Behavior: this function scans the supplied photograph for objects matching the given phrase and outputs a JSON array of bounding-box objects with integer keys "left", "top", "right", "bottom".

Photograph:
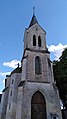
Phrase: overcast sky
[{"left": 0, "top": 0, "right": 67, "bottom": 93}]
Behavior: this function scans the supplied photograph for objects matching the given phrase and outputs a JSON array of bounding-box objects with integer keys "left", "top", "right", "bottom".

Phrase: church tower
[
  {"left": 0, "top": 11, "right": 62, "bottom": 119},
  {"left": 16, "top": 12, "right": 62, "bottom": 119},
  {"left": 22, "top": 13, "right": 53, "bottom": 83}
]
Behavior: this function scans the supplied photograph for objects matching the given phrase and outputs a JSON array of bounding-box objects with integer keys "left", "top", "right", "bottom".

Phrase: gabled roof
[{"left": 29, "top": 15, "right": 38, "bottom": 28}]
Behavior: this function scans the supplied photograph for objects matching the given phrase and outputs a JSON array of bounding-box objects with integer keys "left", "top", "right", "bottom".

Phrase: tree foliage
[{"left": 53, "top": 48, "right": 67, "bottom": 109}]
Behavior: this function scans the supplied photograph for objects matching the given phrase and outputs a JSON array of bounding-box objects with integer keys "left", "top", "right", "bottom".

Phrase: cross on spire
[
  {"left": 33, "top": 7, "right": 35, "bottom": 16},
  {"left": 29, "top": 7, "right": 38, "bottom": 28}
]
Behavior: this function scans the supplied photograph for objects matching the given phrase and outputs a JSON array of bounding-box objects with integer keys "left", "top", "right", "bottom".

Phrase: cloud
[
  {"left": 0, "top": 71, "right": 11, "bottom": 84},
  {"left": 3, "top": 60, "right": 21, "bottom": 68},
  {"left": 0, "top": 71, "right": 11, "bottom": 77},
  {"left": 0, "top": 60, "right": 21, "bottom": 93},
  {"left": 48, "top": 43, "right": 67, "bottom": 60},
  {"left": 0, "top": 71, "right": 11, "bottom": 93},
  {"left": 2, "top": 79, "right": 5, "bottom": 85}
]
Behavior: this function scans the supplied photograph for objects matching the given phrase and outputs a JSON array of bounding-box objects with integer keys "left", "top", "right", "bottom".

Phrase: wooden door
[{"left": 31, "top": 91, "right": 46, "bottom": 119}]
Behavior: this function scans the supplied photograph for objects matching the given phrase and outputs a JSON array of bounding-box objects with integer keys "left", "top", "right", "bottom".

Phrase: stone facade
[{"left": 0, "top": 14, "right": 62, "bottom": 119}]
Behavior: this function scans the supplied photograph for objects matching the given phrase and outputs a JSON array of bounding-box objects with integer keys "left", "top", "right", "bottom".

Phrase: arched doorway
[{"left": 31, "top": 91, "right": 46, "bottom": 119}]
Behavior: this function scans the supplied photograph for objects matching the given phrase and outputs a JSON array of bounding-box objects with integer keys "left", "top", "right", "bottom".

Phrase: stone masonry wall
[
  {"left": 24, "top": 50, "right": 52, "bottom": 83},
  {"left": 16, "top": 81, "right": 62, "bottom": 119}
]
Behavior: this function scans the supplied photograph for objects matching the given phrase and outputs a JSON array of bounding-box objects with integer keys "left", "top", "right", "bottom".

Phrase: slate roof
[
  {"left": 28, "top": 14, "right": 46, "bottom": 34},
  {"left": 11, "top": 66, "right": 22, "bottom": 75},
  {"left": 29, "top": 15, "right": 38, "bottom": 28}
]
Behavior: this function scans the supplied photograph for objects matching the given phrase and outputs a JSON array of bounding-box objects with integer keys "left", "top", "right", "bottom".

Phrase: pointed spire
[{"left": 29, "top": 7, "right": 38, "bottom": 28}]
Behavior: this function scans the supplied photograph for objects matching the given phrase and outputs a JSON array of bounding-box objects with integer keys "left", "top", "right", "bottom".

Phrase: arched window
[
  {"left": 31, "top": 91, "right": 46, "bottom": 119},
  {"left": 33, "top": 35, "right": 36, "bottom": 46},
  {"left": 38, "top": 36, "right": 41, "bottom": 47},
  {"left": 35, "top": 56, "right": 41, "bottom": 74}
]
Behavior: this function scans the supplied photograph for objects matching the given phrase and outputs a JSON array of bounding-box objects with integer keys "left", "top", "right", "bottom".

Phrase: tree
[{"left": 53, "top": 48, "right": 67, "bottom": 109}]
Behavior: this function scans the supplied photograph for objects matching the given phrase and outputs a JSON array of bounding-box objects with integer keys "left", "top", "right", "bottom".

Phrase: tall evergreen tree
[{"left": 53, "top": 48, "right": 67, "bottom": 109}]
